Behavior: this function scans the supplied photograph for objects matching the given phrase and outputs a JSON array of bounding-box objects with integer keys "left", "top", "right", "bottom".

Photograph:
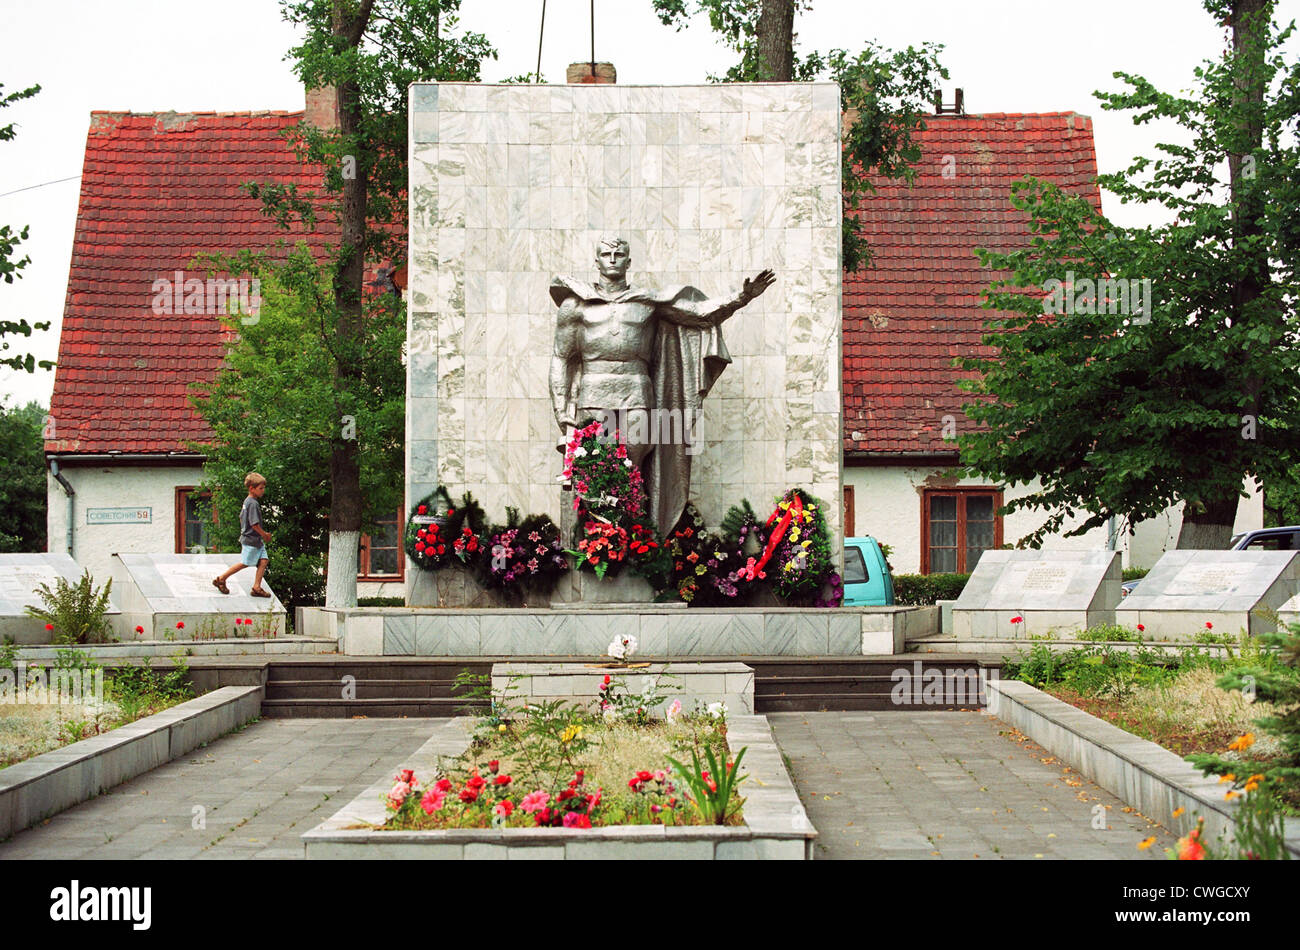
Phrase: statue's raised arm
[{"left": 656, "top": 268, "right": 777, "bottom": 329}]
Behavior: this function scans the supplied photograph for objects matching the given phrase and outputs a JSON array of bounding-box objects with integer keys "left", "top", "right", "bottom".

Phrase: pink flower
[
  {"left": 420, "top": 788, "right": 446, "bottom": 814},
  {"left": 387, "top": 781, "right": 411, "bottom": 809},
  {"left": 520, "top": 790, "right": 550, "bottom": 813},
  {"left": 563, "top": 812, "right": 592, "bottom": 829}
]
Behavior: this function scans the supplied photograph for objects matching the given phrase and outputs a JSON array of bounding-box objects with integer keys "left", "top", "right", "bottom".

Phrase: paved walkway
[
  {"left": 768, "top": 711, "right": 1176, "bottom": 860},
  {"left": 0, "top": 712, "right": 1177, "bottom": 859},
  {"left": 0, "top": 718, "right": 438, "bottom": 860}
]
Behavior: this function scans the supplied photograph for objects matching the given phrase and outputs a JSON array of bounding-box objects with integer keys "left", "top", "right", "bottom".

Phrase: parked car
[
  {"left": 842, "top": 536, "right": 895, "bottom": 606},
  {"left": 1230, "top": 526, "right": 1300, "bottom": 551},
  {"left": 1120, "top": 525, "right": 1300, "bottom": 597}
]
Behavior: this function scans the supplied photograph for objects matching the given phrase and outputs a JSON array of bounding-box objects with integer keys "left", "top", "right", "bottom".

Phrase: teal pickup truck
[{"left": 842, "top": 536, "right": 895, "bottom": 606}]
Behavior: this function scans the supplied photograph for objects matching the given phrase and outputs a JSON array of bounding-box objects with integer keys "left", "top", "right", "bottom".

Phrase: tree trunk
[
  {"left": 1176, "top": 493, "right": 1240, "bottom": 549},
  {"left": 1176, "top": 0, "right": 1268, "bottom": 551},
  {"left": 756, "top": 0, "right": 794, "bottom": 82},
  {"left": 324, "top": 0, "right": 373, "bottom": 608}
]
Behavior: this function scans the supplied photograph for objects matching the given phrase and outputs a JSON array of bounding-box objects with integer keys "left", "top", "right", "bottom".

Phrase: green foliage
[
  {"left": 1083, "top": 623, "right": 1142, "bottom": 643},
  {"left": 650, "top": 1, "right": 946, "bottom": 272},
  {"left": 1188, "top": 620, "right": 1300, "bottom": 799},
  {"left": 24, "top": 571, "right": 114, "bottom": 644},
  {"left": 1122, "top": 568, "right": 1149, "bottom": 582},
  {"left": 664, "top": 743, "right": 746, "bottom": 825},
  {"left": 189, "top": 267, "right": 406, "bottom": 616},
  {"left": 958, "top": 1, "right": 1300, "bottom": 546},
  {"left": 1004, "top": 643, "right": 1180, "bottom": 701},
  {"left": 893, "top": 572, "right": 970, "bottom": 605},
  {"left": 0, "top": 400, "right": 47, "bottom": 551},
  {"left": 0, "top": 81, "right": 53, "bottom": 374},
  {"left": 357, "top": 596, "right": 405, "bottom": 607},
  {"left": 108, "top": 657, "right": 194, "bottom": 719}
]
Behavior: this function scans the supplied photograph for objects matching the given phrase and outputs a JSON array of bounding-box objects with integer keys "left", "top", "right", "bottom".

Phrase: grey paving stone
[{"left": 767, "top": 711, "right": 1175, "bottom": 861}]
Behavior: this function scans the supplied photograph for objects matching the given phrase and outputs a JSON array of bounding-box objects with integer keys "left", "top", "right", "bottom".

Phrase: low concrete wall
[
  {"left": 494, "top": 662, "right": 754, "bottom": 715},
  {"left": 303, "top": 714, "right": 815, "bottom": 859},
  {"left": 12, "top": 638, "right": 336, "bottom": 663},
  {"left": 326, "top": 605, "right": 939, "bottom": 657},
  {"left": 0, "top": 685, "right": 263, "bottom": 841},
  {"left": 985, "top": 678, "right": 1300, "bottom": 857}
]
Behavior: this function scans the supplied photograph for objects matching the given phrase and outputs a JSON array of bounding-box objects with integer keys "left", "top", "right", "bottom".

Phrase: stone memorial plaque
[
  {"left": 953, "top": 549, "right": 1121, "bottom": 639},
  {"left": 0, "top": 553, "right": 121, "bottom": 643},
  {"left": 112, "top": 553, "right": 286, "bottom": 640},
  {"left": 1117, "top": 550, "right": 1300, "bottom": 639},
  {"left": 404, "top": 81, "right": 844, "bottom": 605}
]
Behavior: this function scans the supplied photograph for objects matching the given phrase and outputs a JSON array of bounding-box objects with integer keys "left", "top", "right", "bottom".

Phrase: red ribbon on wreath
[{"left": 753, "top": 494, "right": 803, "bottom": 575}]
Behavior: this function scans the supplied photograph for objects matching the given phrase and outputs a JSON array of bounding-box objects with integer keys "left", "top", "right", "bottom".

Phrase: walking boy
[{"left": 213, "top": 472, "right": 273, "bottom": 598}]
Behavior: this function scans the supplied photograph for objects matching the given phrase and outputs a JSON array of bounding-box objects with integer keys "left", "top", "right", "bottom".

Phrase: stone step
[
  {"left": 756, "top": 693, "right": 983, "bottom": 713},
  {"left": 265, "top": 660, "right": 493, "bottom": 683},
  {"left": 264, "top": 679, "right": 477, "bottom": 700},
  {"left": 260, "top": 697, "right": 484, "bottom": 718}
]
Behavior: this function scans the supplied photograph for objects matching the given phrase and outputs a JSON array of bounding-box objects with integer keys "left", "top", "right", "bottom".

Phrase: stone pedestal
[
  {"left": 550, "top": 569, "right": 655, "bottom": 606},
  {"left": 492, "top": 661, "right": 754, "bottom": 715},
  {"left": 0, "top": 553, "right": 123, "bottom": 644},
  {"left": 111, "top": 553, "right": 285, "bottom": 640},
  {"left": 952, "top": 550, "right": 1121, "bottom": 639},
  {"left": 1116, "top": 550, "right": 1300, "bottom": 639}
]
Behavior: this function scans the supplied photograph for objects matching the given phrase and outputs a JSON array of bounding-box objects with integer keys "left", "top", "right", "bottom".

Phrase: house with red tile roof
[{"left": 46, "top": 94, "right": 1260, "bottom": 592}]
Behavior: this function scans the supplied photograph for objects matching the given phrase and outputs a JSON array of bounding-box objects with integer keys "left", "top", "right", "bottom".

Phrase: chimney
[
  {"left": 305, "top": 85, "right": 340, "bottom": 129},
  {"left": 566, "top": 62, "right": 616, "bottom": 84},
  {"left": 934, "top": 87, "right": 965, "bottom": 116}
]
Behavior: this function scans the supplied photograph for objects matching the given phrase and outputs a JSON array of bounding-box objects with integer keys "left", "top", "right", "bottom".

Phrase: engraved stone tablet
[
  {"left": 1117, "top": 550, "right": 1300, "bottom": 639},
  {"left": 953, "top": 549, "right": 1121, "bottom": 639}
]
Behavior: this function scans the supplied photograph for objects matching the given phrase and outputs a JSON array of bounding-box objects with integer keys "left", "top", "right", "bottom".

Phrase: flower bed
[{"left": 381, "top": 665, "right": 744, "bottom": 830}]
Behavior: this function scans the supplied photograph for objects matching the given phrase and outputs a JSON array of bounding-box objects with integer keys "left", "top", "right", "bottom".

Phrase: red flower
[
  {"left": 135, "top": 625, "right": 144, "bottom": 634},
  {"left": 44, "top": 623, "right": 53, "bottom": 631},
  {"left": 417, "top": 504, "right": 427, "bottom": 515},
  {"left": 573, "top": 770, "right": 584, "bottom": 784},
  {"left": 396, "top": 769, "right": 415, "bottom": 785},
  {"left": 466, "top": 773, "right": 486, "bottom": 792},
  {"left": 557, "top": 788, "right": 576, "bottom": 802},
  {"left": 1206, "top": 621, "right": 1213, "bottom": 629},
  {"left": 1137, "top": 624, "right": 1145, "bottom": 632},
  {"left": 177, "top": 621, "right": 185, "bottom": 630},
  {"left": 435, "top": 778, "right": 452, "bottom": 792},
  {"left": 458, "top": 788, "right": 479, "bottom": 803},
  {"left": 637, "top": 770, "right": 652, "bottom": 783},
  {"left": 488, "top": 759, "right": 499, "bottom": 774},
  {"left": 628, "top": 778, "right": 641, "bottom": 789},
  {"left": 494, "top": 775, "right": 512, "bottom": 786}
]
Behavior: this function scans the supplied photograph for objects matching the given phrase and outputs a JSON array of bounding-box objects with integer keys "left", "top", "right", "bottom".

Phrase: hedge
[{"left": 893, "top": 573, "right": 971, "bottom": 605}]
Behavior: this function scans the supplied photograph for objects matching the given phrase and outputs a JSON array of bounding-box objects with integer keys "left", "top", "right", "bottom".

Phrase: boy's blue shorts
[{"left": 240, "top": 544, "right": 268, "bottom": 566}]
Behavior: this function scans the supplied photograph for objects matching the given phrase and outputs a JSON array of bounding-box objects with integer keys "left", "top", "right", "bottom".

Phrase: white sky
[{"left": 1, "top": 0, "right": 1296, "bottom": 408}]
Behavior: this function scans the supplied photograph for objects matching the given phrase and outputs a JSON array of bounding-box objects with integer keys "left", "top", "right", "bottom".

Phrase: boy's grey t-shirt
[{"left": 240, "top": 496, "right": 263, "bottom": 547}]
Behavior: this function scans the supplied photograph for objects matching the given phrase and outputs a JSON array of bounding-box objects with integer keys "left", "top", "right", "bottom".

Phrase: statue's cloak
[{"left": 549, "top": 278, "right": 731, "bottom": 538}]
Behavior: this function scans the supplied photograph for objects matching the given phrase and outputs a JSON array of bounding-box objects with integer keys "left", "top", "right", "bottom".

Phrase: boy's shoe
[
  {"left": 212, "top": 578, "right": 229, "bottom": 594},
  {"left": 251, "top": 588, "right": 271, "bottom": 598}
]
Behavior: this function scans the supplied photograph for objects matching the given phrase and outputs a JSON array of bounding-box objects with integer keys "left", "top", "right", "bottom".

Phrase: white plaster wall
[
  {"left": 844, "top": 466, "right": 1265, "bottom": 574},
  {"left": 46, "top": 465, "right": 205, "bottom": 588}
]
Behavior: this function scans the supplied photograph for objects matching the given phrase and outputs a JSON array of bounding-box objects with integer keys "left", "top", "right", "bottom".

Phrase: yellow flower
[
  {"left": 1227, "top": 733, "right": 1255, "bottom": 752},
  {"left": 1171, "top": 807, "right": 1185, "bottom": 818},
  {"left": 1247, "top": 773, "right": 1266, "bottom": 784},
  {"left": 1137, "top": 837, "right": 1156, "bottom": 850},
  {"left": 1224, "top": 789, "right": 1240, "bottom": 801},
  {"left": 1244, "top": 781, "right": 1260, "bottom": 792},
  {"left": 560, "top": 724, "right": 582, "bottom": 744},
  {"left": 801, "top": 540, "right": 811, "bottom": 548},
  {"left": 498, "top": 724, "right": 507, "bottom": 733},
  {"left": 1218, "top": 773, "right": 1236, "bottom": 784}
]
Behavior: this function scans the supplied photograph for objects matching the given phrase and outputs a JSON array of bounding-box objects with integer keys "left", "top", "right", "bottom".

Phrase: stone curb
[
  {"left": 984, "top": 678, "right": 1300, "bottom": 857},
  {"left": 0, "top": 685, "right": 263, "bottom": 841},
  {"left": 303, "top": 713, "right": 816, "bottom": 859}
]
